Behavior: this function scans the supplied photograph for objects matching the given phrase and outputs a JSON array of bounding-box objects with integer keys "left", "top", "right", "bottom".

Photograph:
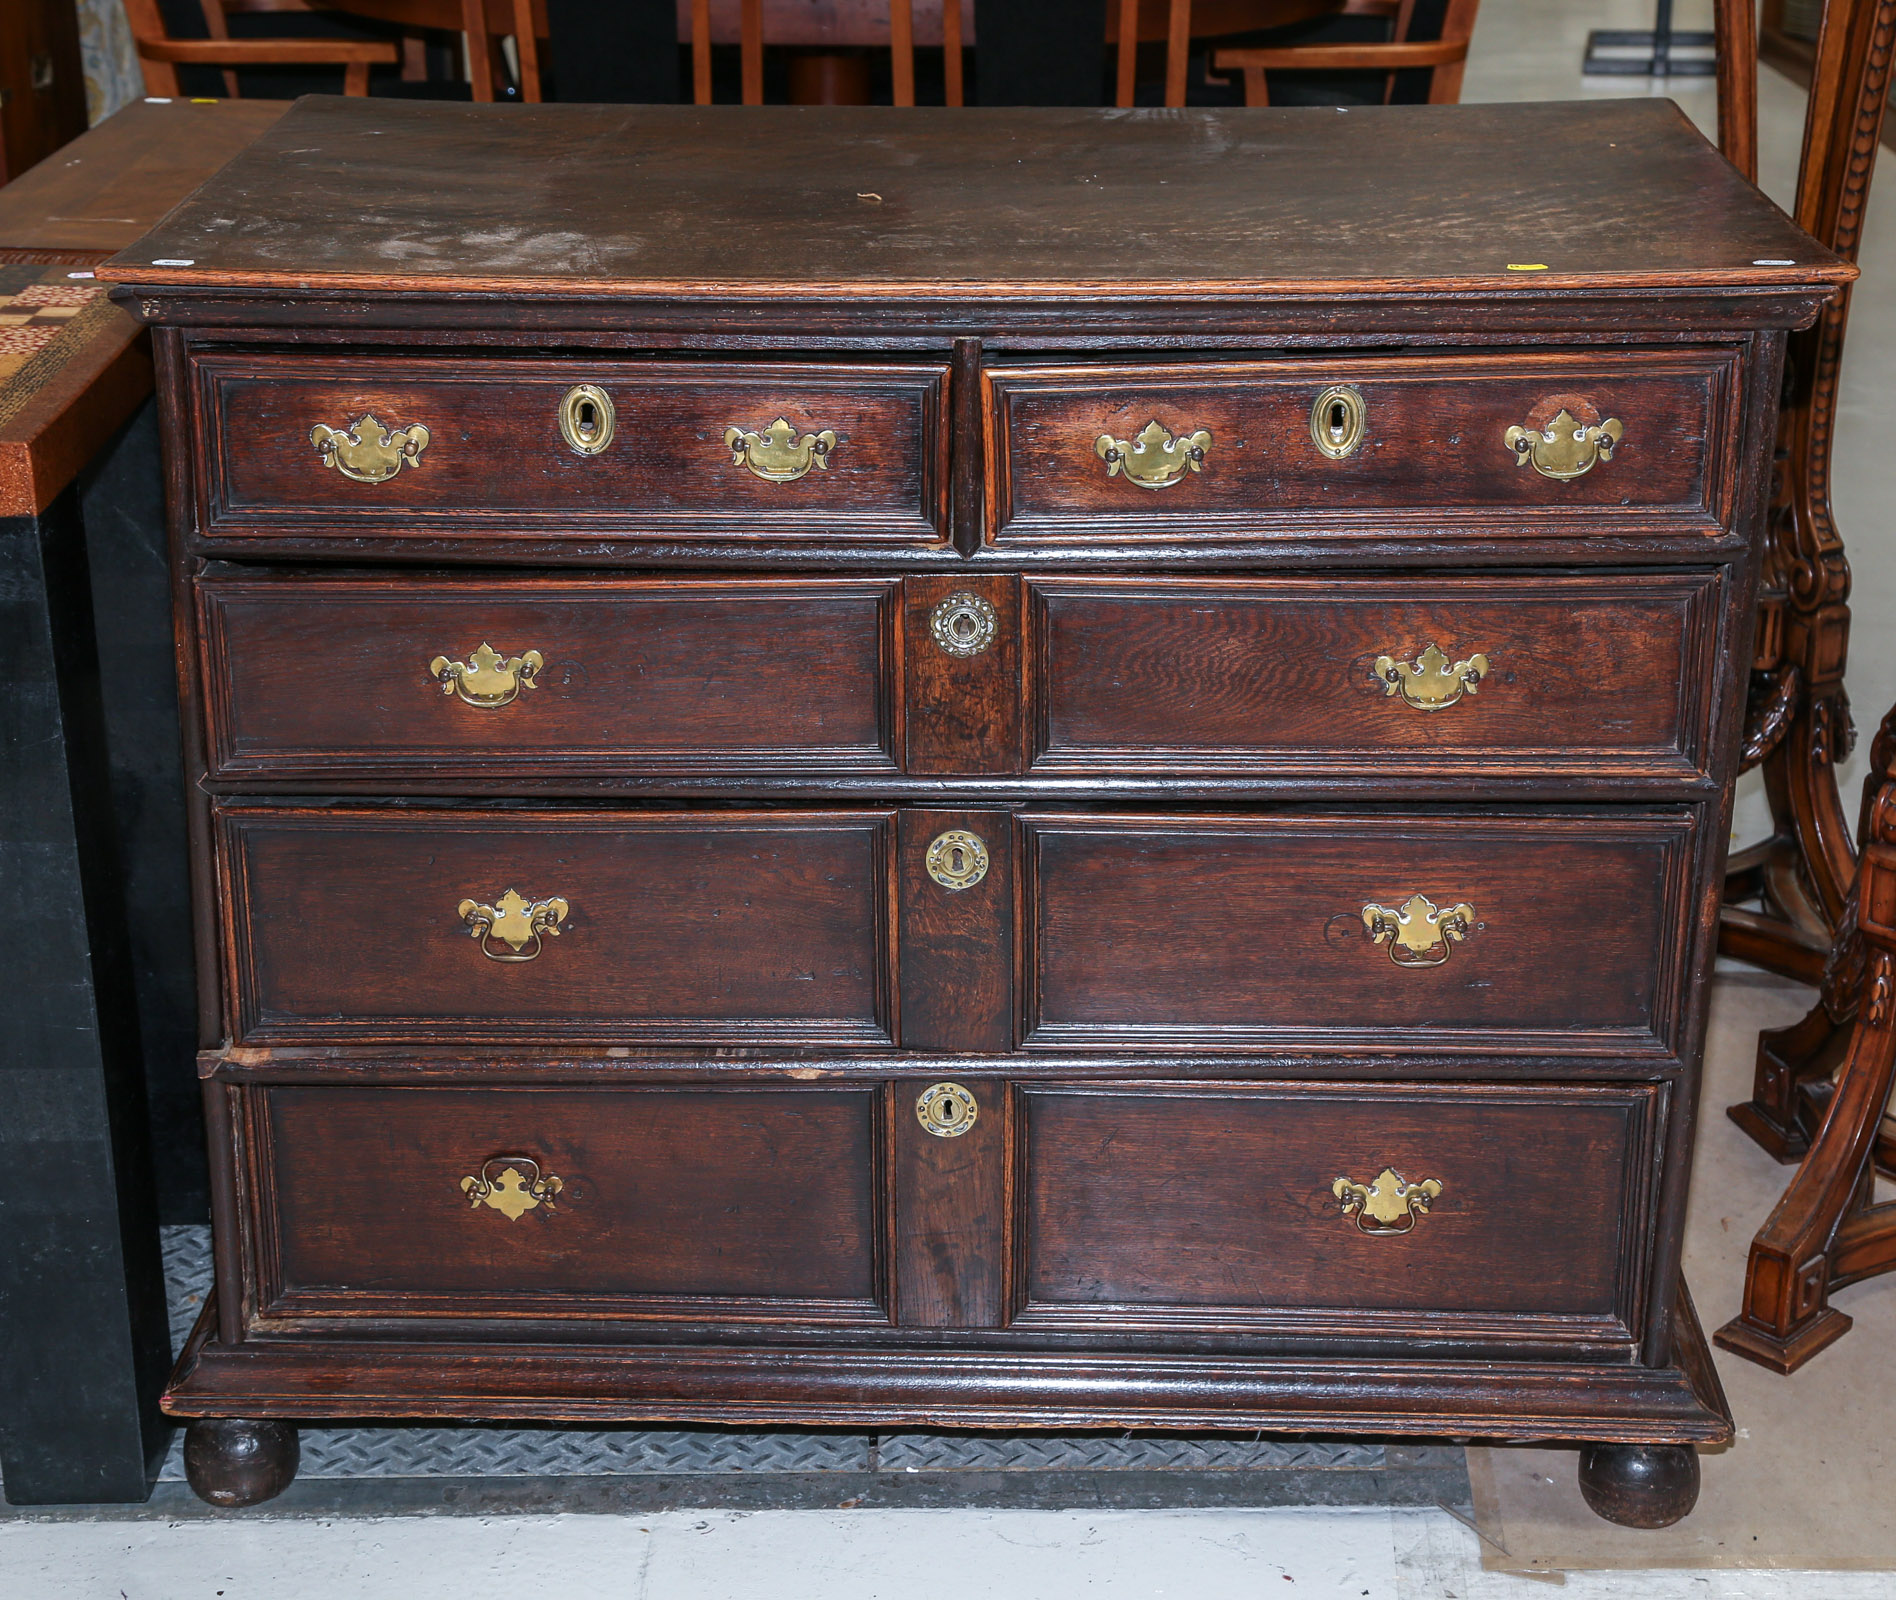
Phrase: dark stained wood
[
  {"left": 1021, "top": 810, "right": 1697, "bottom": 1056},
  {"left": 891, "top": 1077, "right": 1009, "bottom": 1327},
  {"left": 896, "top": 807, "right": 1015, "bottom": 1052},
  {"left": 197, "top": 571, "right": 900, "bottom": 783},
  {"left": 116, "top": 101, "right": 1836, "bottom": 1523},
  {"left": 1029, "top": 573, "right": 1725, "bottom": 783},
  {"left": 102, "top": 99, "right": 1845, "bottom": 298},
  {"left": 181, "top": 1418, "right": 299, "bottom": 1510},
  {"left": 1019, "top": 1081, "right": 1657, "bottom": 1347},
  {"left": 901, "top": 573, "right": 1024, "bottom": 776},
  {"left": 218, "top": 806, "right": 897, "bottom": 1046},
  {"left": 1577, "top": 1442, "right": 1700, "bottom": 1528},
  {"left": 986, "top": 351, "right": 1738, "bottom": 544},
  {"left": 191, "top": 353, "right": 949, "bottom": 546},
  {"left": 0, "top": 99, "right": 289, "bottom": 267},
  {"left": 246, "top": 1083, "right": 885, "bottom": 1324}
]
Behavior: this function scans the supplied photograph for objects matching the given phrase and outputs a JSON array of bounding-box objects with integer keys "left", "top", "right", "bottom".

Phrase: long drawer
[
  {"left": 230, "top": 1074, "right": 1657, "bottom": 1353},
  {"left": 1020, "top": 808, "right": 1699, "bottom": 1058},
  {"left": 241, "top": 1083, "right": 886, "bottom": 1327},
  {"left": 986, "top": 349, "right": 1739, "bottom": 543},
  {"left": 195, "top": 569, "right": 1725, "bottom": 789},
  {"left": 189, "top": 352, "right": 949, "bottom": 544},
  {"left": 217, "top": 806, "right": 896, "bottom": 1046}
]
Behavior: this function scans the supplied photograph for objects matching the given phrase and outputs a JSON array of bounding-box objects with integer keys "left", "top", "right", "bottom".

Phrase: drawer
[
  {"left": 1021, "top": 809, "right": 1697, "bottom": 1057},
  {"left": 1017, "top": 1080, "right": 1659, "bottom": 1349},
  {"left": 241, "top": 1083, "right": 884, "bottom": 1326},
  {"left": 217, "top": 806, "right": 895, "bottom": 1046},
  {"left": 985, "top": 350, "right": 1738, "bottom": 543},
  {"left": 190, "top": 353, "right": 948, "bottom": 544},
  {"left": 1028, "top": 572, "right": 1726, "bottom": 783},
  {"left": 197, "top": 572, "right": 899, "bottom": 782}
]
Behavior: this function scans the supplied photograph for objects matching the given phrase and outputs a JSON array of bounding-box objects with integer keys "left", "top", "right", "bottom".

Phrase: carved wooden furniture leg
[
  {"left": 1720, "top": 0, "right": 1896, "bottom": 986},
  {"left": 1717, "top": 742, "right": 1896, "bottom": 1371},
  {"left": 181, "top": 1419, "right": 301, "bottom": 1508},
  {"left": 1730, "top": 705, "right": 1896, "bottom": 1166}
]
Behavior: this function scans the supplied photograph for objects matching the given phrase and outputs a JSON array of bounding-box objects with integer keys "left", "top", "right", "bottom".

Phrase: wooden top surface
[
  {"left": 0, "top": 98, "right": 290, "bottom": 266},
  {"left": 102, "top": 96, "right": 1846, "bottom": 300}
]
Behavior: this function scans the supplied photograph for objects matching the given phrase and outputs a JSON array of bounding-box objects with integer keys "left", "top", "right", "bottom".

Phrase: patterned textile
[{"left": 77, "top": 0, "right": 145, "bottom": 126}]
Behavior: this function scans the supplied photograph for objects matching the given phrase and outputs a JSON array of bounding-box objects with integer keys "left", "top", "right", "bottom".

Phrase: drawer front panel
[
  {"left": 987, "top": 351, "right": 1736, "bottom": 542},
  {"left": 248, "top": 1084, "right": 884, "bottom": 1324},
  {"left": 1018, "top": 1081, "right": 1657, "bottom": 1346},
  {"left": 199, "top": 574, "right": 897, "bottom": 782},
  {"left": 195, "top": 354, "right": 948, "bottom": 542},
  {"left": 1031, "top": 573, "right": 1724, "bottom": 781},
  {"left": 1022, "top": 810, "right": 1696, "bottom": 1055},
  {"left": 220, "top": 807, "right": 895, "bottom": 1045}
]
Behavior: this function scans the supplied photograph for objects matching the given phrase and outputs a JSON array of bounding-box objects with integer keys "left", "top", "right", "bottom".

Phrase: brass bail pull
[
  {"left": 724, "top": 417, "right": 839, "bottom": 482},
  {"left": 1360, "top": 893, "right": 1476, "bottom": 968},
  {"left": 1333, "top": 1168, "right": 1443, "bottom": 1235},
  {"left": 1504, "top": 400, "right": 1624, "bottom": 481},
  {"left": 460, "top": 1156, "right": 564, "bottom": 1219},
  {"left": 429, "top": 643, "right": 544, "bottom": 708},
  {"left": 1093, "top": 419, "right": 1213, "bottom": 489},
  {"left": 1373, "top": 645, "right": 1489, "bottom": 712},
  {"left": 309, "top": 412, "right": 430, "bottom": 483},
  {"left": 458, "top": 888, "right": 570, "bottom": 962}
]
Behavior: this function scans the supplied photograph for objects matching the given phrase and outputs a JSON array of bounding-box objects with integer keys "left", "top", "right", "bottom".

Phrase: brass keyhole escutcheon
[
  {"left": 926, "top": 829, "right": 989, "bottom": 890},
  {"left": 558, "top": 384, "right": 616, "bottom": 455},
  {"left": 1311, "top": 385, "right": 1366, "bottom": 459},
  {"left": 916, "top": 1082, "right": 978, "bottom": 1138},
  {"left": 929, "top": 593, "right": 998, "bottom": 658}
]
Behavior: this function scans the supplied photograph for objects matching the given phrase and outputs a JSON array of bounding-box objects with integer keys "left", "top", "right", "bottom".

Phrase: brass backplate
[
  {"left": 1360, "top": 892, "right": 1476, "bottom": 968},
  {"left": 461, "top": 1157, "right": 563, "bottom": 1220},
  {"left": 1372, "top": 644, "right": 1489, "bottom": 711},
  {"left": 724, "top": 417, "right": 838, "bottom": 482},
  {"left": 1093, "top": 419, "right": 1212, "bottom": 489},
  {"left": 1310, "top": 384, "right": 1367, "bottom": 459},
  {"left": 1332, "top": 1168, "right": 1442, "bottom": 1235},
  {"left": 429, "top": 642, "right": 544, "bottom": 708},
  {"left": 459, "top": 888, "right": 569, "bottom": 962},
  {"left": 558, "top": 383, "right": 616, "bottom": 455},
  {"left": 929, "top": 592, "right": 998, "bottom": 657}
]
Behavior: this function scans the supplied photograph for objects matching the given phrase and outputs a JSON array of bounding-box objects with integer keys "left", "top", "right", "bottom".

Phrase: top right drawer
[{"left": 984, "top": 349, "right": 1740, "bottom": 546}]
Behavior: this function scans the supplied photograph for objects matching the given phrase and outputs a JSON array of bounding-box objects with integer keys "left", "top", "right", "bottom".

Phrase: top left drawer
[{"left": 186, "top": 352, "right": 950, "bottom": 547}]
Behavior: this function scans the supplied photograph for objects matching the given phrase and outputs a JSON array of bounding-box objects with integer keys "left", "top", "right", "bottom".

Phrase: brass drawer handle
[
  {"left": 916, "top": 1082, "right": 979, "bottom": 1138},
  {"left": 1504, "top": 405, "right": 1623, "bottom": 481},
  {"left": 1373, "top": 644, "right": 1489, "bottom": 711},
  {"left": 429, "top": 642, "right": 544, "bottom": 708},
  {"left": 1360, "top": 892, "right": 1476, "bottom": 968},
  {"left": 461, "top": 1156, "right": 563, "bottom": 1220},
  {"left": 459, "top": 888, "right": 569, "bottom": 962},
  {"left": 1333, "top": 1168, "right": 1442, "bottom": 1235},
  {"left": 724, "top": 417, "right": 838, "bottom": 482},
  {"left": 1311, "top": 385, "right": 1366, "bottom": 459},
  {"left": 558, "top": 383, "right": 615, "bottom": 455},
  {"left": 929, "top": 592, "right": 998, "bottom": 657},
  {"left": 1093, "top": 419, "right": 1212, "bottom": 489},
  {"left": 926, "top": 829, "right": 989, "bottom": 890},
  {"left": 309, "top": 412, "right": 430, "bottom": 483}
]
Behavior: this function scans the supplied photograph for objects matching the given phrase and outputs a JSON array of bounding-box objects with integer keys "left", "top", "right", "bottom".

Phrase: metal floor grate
[{"left": 2, "top": 1228, "right": 1470, "bottom": 1516}]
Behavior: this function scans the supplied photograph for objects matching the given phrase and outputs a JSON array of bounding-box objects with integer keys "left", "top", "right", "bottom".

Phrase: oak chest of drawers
[{"left": 107, "top": 95, "right": 1849, "bottom": 1523}]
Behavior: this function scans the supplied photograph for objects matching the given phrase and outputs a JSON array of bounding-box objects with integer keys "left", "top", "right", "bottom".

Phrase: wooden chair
[
  {"left": 120, "top": 0, "right": 399, "bottom": 95},
  {"left": 690, "top": 0, "right": 963, "bottom": 106},
  {"left": 1211, "top": 0, "right": 1481, "bottom": 107}
]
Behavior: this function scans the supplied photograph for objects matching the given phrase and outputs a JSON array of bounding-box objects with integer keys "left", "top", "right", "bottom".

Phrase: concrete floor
[{"left": 10, "top": 4, "right": 1896, "bottom": 1595}]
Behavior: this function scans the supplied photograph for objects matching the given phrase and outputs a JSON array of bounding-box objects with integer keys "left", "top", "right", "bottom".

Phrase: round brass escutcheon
[
  {"left": 558, "top": 384, "right": 616, "bottom": 456},
  {"left": 929, "top": 592, "right": 998, "bottom": 658},
  {"left": 916, "top": 1082, "right": 979, "bottom": 1138},
  {"left": 925, "top": 829, "right": 989, "bottom": 890},
  {"left": 1311, "top": 384, "right": 1367, "bottom": 460}
]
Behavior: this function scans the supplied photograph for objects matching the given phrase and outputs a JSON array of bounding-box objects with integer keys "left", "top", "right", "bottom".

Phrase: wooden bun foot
[
  {"left": 1576, "top": 1442, "right": 1700, "bottom": 1528},
  {"left": 182, "top": 1418, "right": 301, "bottom": 1508}
]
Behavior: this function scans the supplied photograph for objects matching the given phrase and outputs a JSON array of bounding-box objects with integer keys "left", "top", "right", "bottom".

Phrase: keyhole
[
  {"left": 953, "top": 614, "right": 975, "bottom": 641},
  {"left": 1327, "top": 399, "right": 1348, "bottom": 441},
  {"left": 577, "top": 399, "right": 598, "bottom": 440},
  {"left": 947, "top": 846, "right": 967, "bottom": 874}
]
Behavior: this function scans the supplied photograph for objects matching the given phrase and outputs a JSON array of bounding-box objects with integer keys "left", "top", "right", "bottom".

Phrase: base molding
[{"left": 164, "top": 1283, "right": 1733, "bottom": 1446}]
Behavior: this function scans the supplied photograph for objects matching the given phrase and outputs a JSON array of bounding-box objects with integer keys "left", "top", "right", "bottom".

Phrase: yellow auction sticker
[{"left": 1507, "top": 263, "right": 1550, "bottom": 271}]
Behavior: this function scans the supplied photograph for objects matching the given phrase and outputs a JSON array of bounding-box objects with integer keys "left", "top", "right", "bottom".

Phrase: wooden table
[{"left": 0, "top": 96, "right": 284, "bottom": 1507}]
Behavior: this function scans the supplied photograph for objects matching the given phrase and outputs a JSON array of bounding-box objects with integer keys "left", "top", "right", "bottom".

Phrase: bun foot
[
  {"left": 1576, "top": 1442, "right": 1700, "bottom": 1528},
  {"left": 182, "top": 1418, "right": 300, "bottom": 1508}
]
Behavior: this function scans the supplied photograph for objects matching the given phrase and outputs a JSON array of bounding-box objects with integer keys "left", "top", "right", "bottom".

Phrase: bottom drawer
[
  {"left": 243, "top": 1083, "right": 887, "bottom": 1326},
  {"left": 1016, "top": 1080, "right": 1663, "bottom": 1348}
]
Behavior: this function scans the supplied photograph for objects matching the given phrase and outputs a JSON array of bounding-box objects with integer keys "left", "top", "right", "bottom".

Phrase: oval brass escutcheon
[
  {"left": 916, "top": 1082, "right": 979, "bottom": 1138},
  {"left": 1311, "top": 384, "right": 1367, "bottom": 459},
  {"left": 558, "top": 383, "right": 616, "bottom": 455},
  {"left": 929, "top": 592, "right": 998, "bottom": 658},
  {"left": 925, "top": 829, "right": 989, "bottom": 890}
]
